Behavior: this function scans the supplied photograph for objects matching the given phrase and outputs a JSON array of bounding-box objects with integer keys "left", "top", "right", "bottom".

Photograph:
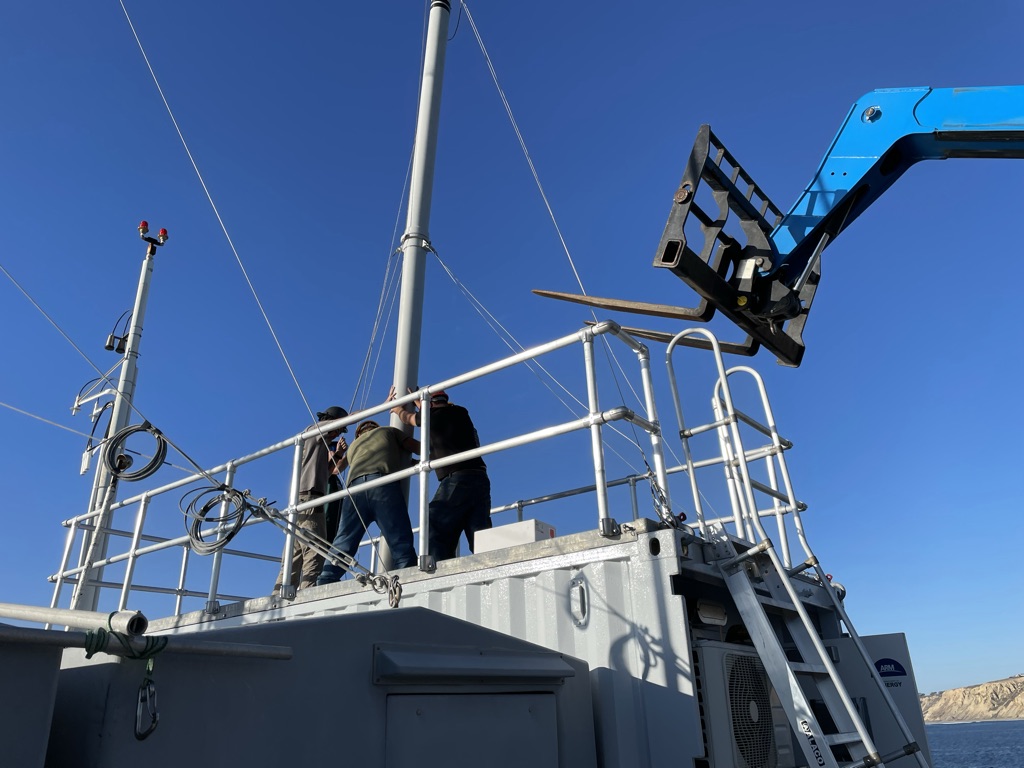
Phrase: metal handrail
[{"left": 52, "top": 321, "right": 672, "bottom": 615}]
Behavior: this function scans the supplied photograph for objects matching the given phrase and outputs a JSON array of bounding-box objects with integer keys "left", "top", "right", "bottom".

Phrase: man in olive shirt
[{"left": 317, "top": 420, "right": 418, "bottom": 584}]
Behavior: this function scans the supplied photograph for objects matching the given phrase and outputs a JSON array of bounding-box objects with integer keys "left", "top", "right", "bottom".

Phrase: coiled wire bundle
[{"left": 180, "top": 486, "right": 261, "bottom": 555}]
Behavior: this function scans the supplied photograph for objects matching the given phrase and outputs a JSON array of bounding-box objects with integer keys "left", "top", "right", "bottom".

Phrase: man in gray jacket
[{"left": 274, "top": 405, "right": 348, "bottom": 594}]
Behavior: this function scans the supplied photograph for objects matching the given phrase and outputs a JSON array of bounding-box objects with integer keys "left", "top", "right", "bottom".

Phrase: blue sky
[{"left": 1, "top": 1, "right": 1021, "bottom": 694}]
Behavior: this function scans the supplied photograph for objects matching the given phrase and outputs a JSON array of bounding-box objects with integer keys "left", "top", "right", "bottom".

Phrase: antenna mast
[
  {"left": 70, "top": 222, "right": 168, "bottom": 611},
  {"left": 391, "top": 0, "right": 452, "bottom": 414}
]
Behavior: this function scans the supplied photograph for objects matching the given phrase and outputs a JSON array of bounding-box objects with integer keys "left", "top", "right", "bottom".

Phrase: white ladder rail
[
  {"left": 666, "top": 330, "right": 926, "bottom": 768},
  {"left": 714, "top": 375, "right": 926, "bottom": 767}
]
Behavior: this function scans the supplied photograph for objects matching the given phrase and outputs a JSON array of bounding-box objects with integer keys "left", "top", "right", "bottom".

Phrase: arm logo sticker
[{"left": 875, "top": 657, "right": 907, "bottom": 688}]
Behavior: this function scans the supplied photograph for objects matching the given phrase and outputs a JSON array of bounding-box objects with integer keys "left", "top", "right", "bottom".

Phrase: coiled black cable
[
  {"left": 180, "top": 486, "right": 253, "bottom": 555},
  {"left": 104, "top": 422, "right": 168, "bottom": 481}
]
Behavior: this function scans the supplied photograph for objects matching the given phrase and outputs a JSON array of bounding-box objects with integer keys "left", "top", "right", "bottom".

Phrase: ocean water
[{"left": 926, "top": 720, "right": 1024, "bottom": 768}]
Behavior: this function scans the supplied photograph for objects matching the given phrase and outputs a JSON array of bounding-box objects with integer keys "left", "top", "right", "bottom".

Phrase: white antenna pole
[
  {"left": 391, "top": 0, "right": 452, "bottom": 411},
  {"left": 71, "top": 223, "right": 168, "bottom": 611}
]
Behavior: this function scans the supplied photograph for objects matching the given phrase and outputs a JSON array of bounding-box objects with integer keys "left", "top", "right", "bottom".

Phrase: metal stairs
[
  {"left": 665, "top": 329, "right": 929, "bottom": 768},
  {"left": 710, "top": 531, "right": 926, "bottom": 767}
]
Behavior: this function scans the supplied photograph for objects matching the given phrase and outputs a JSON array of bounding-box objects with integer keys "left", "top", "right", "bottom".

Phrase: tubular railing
[
  {"left": 665, "top": 328, "right": 806, "bottom": 567},
  {"left": 50, "top": 321, "right": 673, "bottom": 617},
  {"left": 51, "top": 322, "right": 809, "bottom": 619}
]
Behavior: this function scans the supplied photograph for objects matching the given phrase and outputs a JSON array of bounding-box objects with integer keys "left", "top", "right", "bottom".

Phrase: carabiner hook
[{"left": 135, "top": 677, "right": 159, "bottom": 740}]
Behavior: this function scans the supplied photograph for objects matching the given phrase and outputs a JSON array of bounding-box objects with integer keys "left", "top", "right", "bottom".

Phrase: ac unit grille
[{"left": 726, "top": 653, "right": 776, "bottom": 768}]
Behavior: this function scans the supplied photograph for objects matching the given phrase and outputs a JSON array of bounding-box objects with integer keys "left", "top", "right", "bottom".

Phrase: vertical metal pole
[
  {"left": 388, "top": 1, "right": 451, "bottom": 574},
  {"left": 391, "top": 0, "right": 452, "bottom": 412},
  {"left": 583, "top": 334, "right": 615, "bottom": 535},
  {"left": 278, "top": 442, "right": 303, "bottom": 599},
  {"left": 74, "top": 243, "right": 159, "bottom": 611},
  {"left": 174, "top": 546, "right": 190, "bottom": 616},
  {"left": 206, "top": 464, "right": 236, "bottom": 613},
  {"left": 417, "top": 394, "right": 435, "bottom": 572},
  {"left": 636, "top": 345, "right": 672, "bottom": 517},
  {"left": 46, "top": 521, "right": 80, "bottom": 629},
  {"left": 118, "top": 495, "right": 151, "bottom": 610}
]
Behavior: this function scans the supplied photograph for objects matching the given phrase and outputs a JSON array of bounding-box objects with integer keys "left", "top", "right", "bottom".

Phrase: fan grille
[{"left": 726, "top": 654, "right": 776, "bottom": 768}]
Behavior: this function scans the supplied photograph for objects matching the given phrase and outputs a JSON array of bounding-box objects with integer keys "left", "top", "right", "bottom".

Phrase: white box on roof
[{"left": 474, "top": 519, "right": 555, "bottom": 554}]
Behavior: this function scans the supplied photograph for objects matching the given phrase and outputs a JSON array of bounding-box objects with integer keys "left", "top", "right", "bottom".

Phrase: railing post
[
  {"left": 628, "top": 477, "right": 639, "bottom": 521},
  {"left": 174, "top": 545, "right": 190, "bottom": 616},
  {"left": 205, "top": 463, "right": 236, "bottom": 614},
  {"left": 47, "top": 520, "right": 81, "bottom": 627},
  {"left": 417, "top": 392, "right": 435, "bottom": 573},
  {"left": 278, "top": 442, "right": 303, "bottom": 600},
  {"left": 582, "top": 332, "right": 616, "bottom": 536},
  {"left": 118, "top": 495, "right": 151, "bottom": 610},
  {"left": 636, "top": 343, "right": 672, "bottom": 519}
]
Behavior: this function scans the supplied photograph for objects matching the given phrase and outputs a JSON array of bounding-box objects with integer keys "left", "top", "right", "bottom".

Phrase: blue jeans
[
  {"left": 428, "top": 470, "right": 492, "bottom": 561},
  {"left": 317, "top": 473, "right": 416, "bottom": 584}
]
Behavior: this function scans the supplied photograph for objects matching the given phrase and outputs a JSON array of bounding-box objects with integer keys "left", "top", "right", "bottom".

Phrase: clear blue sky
[{"left": 1, "top": 1, "right": 1021, "bottom": 694}]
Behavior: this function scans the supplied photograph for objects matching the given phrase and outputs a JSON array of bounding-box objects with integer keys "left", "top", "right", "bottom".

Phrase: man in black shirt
[{"left": 390, "top": 388, "right": 491, "bottom": 561}]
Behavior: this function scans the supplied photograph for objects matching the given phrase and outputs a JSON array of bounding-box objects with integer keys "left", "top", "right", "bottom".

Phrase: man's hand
[{"left": 389, "top": 386, "right": 420, "bottom": 414}]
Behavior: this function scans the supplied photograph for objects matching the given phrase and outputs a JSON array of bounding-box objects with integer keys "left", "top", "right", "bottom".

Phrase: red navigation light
[
  {"left": 138, "top": 220, "right": 149, "bottom": 234},
  {"left": 158, "top": 228, "right": 169, "bottom": 244},
  {"left": 158, "top": 228, "right": 168, "bottom": 237}
]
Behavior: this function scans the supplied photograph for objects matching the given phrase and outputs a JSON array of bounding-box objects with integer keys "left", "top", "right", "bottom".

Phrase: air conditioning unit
[{"left": 694, "top": 641, "right": 797, "bottom": 768}]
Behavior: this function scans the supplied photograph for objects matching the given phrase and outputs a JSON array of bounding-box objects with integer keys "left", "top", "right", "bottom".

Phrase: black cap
[{"left": 317, "top": 406, "right": 349, "bottom": 431}]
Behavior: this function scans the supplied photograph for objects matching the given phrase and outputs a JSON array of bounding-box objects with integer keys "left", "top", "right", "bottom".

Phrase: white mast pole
[
  {"left": 384, "top": 0, "right": 451, "bottom": 573},
  {"left": 391, "top": 0, "right": 452, "bottom": 409},
  {"left": 72, "top": 224, "right": 167, "bottom": 611}
]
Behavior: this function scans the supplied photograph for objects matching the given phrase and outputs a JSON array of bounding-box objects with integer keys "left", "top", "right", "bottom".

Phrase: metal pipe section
[
  {"left": 665, "top": 328, "right": 711, "bottom": 531},
  {"left": 582, "top": 333, "right": 612, "bottom": 533},
  {"left": 173, "top": 544, "right": 190, "bottom": 617},
  {"left": 206, "top": 463, "right": 236, "bottom": 613},
  {"left": 636, "top": 344, "right": 672, "bottom": 517},
  {"left": 417, "top": 393, "right": 433, "bottom": 571},
  {"left": 70, "top": 476, "right": 119, "bottom": 610},
  {"left": 0, "top": 623, "right": 291, "bottom": 660},
  {"left": 279, "top": 441, "right": 304, "bottom": 597},
  {"left": 118, "top": 494, "right": 151, "bottom": 611},
  {"left": 73, "top": 323, "right": 612, "bottom": 522},
  {"left": 0, "top": 602, "right": 148, "bottom": 636},
  {"left": 77, "top": 248, "right": 158, "bottom": 612},
  {"left": 391, "top": 0, "right": 451, "bottom": 408}
]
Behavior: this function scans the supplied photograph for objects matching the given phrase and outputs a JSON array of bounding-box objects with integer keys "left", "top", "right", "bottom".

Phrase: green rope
[{"left": 82, "top": 612, "right": 169, "bottom": 660}]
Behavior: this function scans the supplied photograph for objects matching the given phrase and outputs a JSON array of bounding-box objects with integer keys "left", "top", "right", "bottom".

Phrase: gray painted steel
[
  {"left": 0, "top": 628, "right": 62, "bottom": 768},
  {"left": 45, "top": 608, "right": 595, "bottom": 768}
]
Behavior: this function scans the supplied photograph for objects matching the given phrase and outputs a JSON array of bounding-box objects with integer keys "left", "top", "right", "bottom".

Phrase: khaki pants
[{"left": 274, "top": 493, "right": 327, "bottom": 592}]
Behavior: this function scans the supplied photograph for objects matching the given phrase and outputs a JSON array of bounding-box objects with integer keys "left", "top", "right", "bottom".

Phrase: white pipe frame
[{"left": 49, "top": 321, "right": 670, "bottom": 609}]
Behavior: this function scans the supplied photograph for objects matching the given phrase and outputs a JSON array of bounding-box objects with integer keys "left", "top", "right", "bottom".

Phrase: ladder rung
[
  {"left": 756, "top": 593, "right": 797, "bottom": 611},
  {"left": 823, "top": 731, "right": 863, "bottom": 747},
  {"left": 789, "top": 661, "right": 828, "bottom": 675}
]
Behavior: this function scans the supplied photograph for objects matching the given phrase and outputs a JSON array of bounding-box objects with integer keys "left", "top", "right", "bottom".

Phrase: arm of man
[
  {"left": 331, "top": 437, "right": 349, "bottom": 472},
  {"left": 388, "top": 385, "right": 422, "bottom": 427}
]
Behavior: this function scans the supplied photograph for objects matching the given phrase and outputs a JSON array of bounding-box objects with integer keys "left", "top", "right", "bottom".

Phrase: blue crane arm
[
  {"left": 773, "top": 86, "right": 1024, "bottom": 285},
  {"left": 534, "top": 85, "right": 1024, "bottom": 366}
]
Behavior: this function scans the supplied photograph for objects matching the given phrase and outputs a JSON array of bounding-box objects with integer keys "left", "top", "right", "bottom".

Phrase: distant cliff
[{"left": 919, "top": 675, "right": 1024, "bottom": 722}]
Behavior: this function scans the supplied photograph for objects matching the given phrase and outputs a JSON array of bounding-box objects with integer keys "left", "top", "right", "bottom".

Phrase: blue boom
[{"left": 536, "top": 86, "right": 1024, "bottom": 365}]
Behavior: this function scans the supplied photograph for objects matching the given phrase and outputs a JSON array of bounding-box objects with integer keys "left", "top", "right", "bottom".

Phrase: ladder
[{"left": 665, "top": 329, "right": 929, "bottom": 768}]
